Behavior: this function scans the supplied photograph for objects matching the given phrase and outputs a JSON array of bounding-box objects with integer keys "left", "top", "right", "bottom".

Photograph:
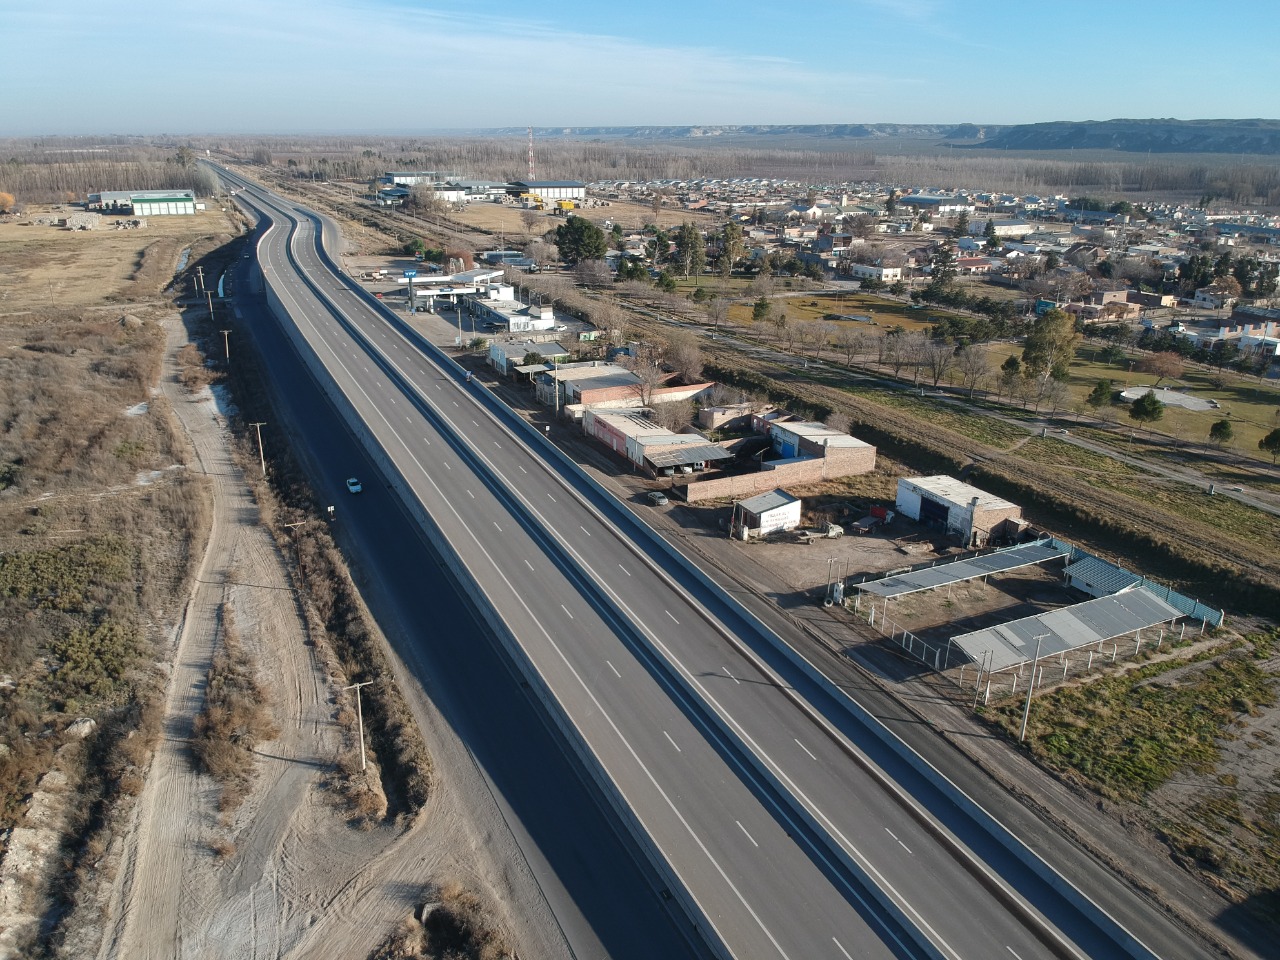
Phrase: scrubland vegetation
[
  {"left": 191, "top": 604, "right": 279, "bottom": 811},
  {"left": 369, "top": 882, "right": 510, "bottom": 960}
]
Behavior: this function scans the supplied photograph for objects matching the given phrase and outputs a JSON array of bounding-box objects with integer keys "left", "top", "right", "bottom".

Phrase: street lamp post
[
  {"left": 342, "top": 680, "right": 375, "bottom": 771},
  {"left": 249, "top": 421, "right": 267, "bottom": 476},
  {"left": 1019, "top": 632, "right": 1050, "bottom": 742}
]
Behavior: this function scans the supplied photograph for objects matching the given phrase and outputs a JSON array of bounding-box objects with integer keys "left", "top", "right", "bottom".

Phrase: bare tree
[
  {"left": 1042, "top": 379, "right": 1073, "bottom": 415},
  {"left": 618, "top": 342, "right": 669, "bottom": 406},
  {"left": 520, "top": 209, "right": 541, "bottom": 237},
  {"left": 954, "top": 344, "right": 992, "bottom": 397},
  {"left": 666, "top": 329, "right": 704, "bottom": 383},
  {"left": 770, "top": 309, "right": 789, "bottom": 346},
  {"left": 921, "top": 338, "right": 956, "bottom": 387},
  {"left": 793, "top": 320, "right": 819, "bottom": 357},
  {"left": 812, "top": 321, "right": 837, "bottom": 359},
  {"left": 653, "top": 399, "right": 694, "bottom": 431},
  {"left": 591, "top": 299, "right": 630, "bottom": 345},
  {"left": 899, "top": 330, "right": 931, "bottom": 382},
  {"left": 833, "top": 326, "right": 869, "bottom": 367},
  {"left": 705, "top": 297, "right": 731, "bottom": 333},
  {"left": 1138, "top": 351, "right": 1184, "bottom": 385},
  {"left": 707, "top": 383, "right": 742, "bottom": 406},
  {"left": 748, "top": 272, "right": 776, "bottom": 298},
  {"left": 527, "top": 239, "right": 556, "bottom": 265},
  {"left": 575, "top": 259, "right": 613, "bottom": 288},
  {"left": 825, "top": 410, "right": 851, "bottom": 434},
  {"left": 409, "top": 183, "right": 445, "bottom": 216}
]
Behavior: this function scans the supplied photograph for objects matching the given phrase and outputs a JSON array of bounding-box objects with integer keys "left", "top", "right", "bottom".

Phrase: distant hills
[
  {"left": 971, "top": 118, "right": 1280, "bottom": 155},
  {"left": 487, "top": 124, "right": 989, "bottom": 141},
  {"left": 477, "top": 119, "right": 1280, "bottom": 155}
]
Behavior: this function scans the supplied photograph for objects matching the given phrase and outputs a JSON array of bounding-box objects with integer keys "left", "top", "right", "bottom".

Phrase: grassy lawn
[
  {"left": 991, "top": 634, "right": 1277, "bottom": 802},
  {"left": 1016, "top": 436, "right": 1143, "bottom": 473},
  {"left": 722, "top": 290, "right": 968, "bottom": 335},
  {"left": 839, "top": 384, "right": 1028, "bottom": 447},
  {"left": 979, "top": 340, "right": 1280, "bottom": 465}
]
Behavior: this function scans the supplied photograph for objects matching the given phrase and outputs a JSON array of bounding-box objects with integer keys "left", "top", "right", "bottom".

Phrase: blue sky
[{"left": 3, "top": 0, "right": 1278, "bottom": 134}]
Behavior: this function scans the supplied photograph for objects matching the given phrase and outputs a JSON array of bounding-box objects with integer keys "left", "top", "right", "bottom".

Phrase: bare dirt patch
[{"left": 0, "top": 206, "right": 238, "bottom": 312}]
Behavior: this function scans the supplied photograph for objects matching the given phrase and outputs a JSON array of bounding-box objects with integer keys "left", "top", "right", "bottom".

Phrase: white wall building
[
  {"left": 843, "top": 262, "right": 902, "bottom": 283},
  {"left": 734, "top": 489, "right": 802, "bottom": 539},
  {"left": 895, "top": 475, "right": 1023, "bottom": 547}
]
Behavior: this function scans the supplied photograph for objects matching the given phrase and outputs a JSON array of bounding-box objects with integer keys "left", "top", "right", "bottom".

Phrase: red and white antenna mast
[{"left": 527, "top": 127, "right": 535, "bottom": 181}]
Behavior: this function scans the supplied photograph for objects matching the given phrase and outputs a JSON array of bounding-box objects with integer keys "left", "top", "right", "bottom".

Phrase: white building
[
  {"left": 507, "top": 181, "right": 587, "bottom": 202},
  {"left": 895, "top": 476, "right": 1023, "bottom": 547},
  {"left": 463, "top": 284, "right": 558, "bottom": 333},
  {"left": 733, "top": 489, "right": 802, "bottom": 539},
  {"left": 87, "top": 190, "right": 196, "bottom": 215},
  {"left": 968, "top": 219, "right": 1033, "bottom": 238},
  {"left": 843, "top": 262, "right": 902, "bottom": 283}
]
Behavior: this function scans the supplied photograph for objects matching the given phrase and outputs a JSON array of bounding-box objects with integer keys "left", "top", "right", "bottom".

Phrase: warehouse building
[
  {"left": 87, "top": 190, "right": 197, "bottom": 215},
  {"left": 582, "top": 411, "right": 730, "bottom": 476},
  {"left": 507, "top": 181, "right": 587, "bottom": 202},
  {"left": 895, "top": 476, "right": 1023, "bottom": 547}
]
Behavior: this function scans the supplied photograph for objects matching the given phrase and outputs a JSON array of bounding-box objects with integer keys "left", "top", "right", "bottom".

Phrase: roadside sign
[{"left": 404, "top": 269, "right": 418, "bottom": 278}]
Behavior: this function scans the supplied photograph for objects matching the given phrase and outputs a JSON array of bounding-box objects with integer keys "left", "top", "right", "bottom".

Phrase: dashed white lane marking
[
  {"left": 723, "top": 666, "right": 741, "bottom": 685},
  {"left": 794, "top": 739, "right": 817, "bottom": 761},
  {"left": 666, "top": 610, "right": 680, "bottom": 624},
  {"left": 579, "top": 525, "right": 591, "bottom": 536},
  {"left": 618, "top": 563, "right": 630, "bottom": 576},
  {"left": 606, "top": 660, "right": 621, "bottom": 678},
  {"left": 493, "top": 521, "right": 502, "bottom": 532},
  {"left": 560, "top": 604, "right": 574, "bottom": 620},
  {"left": 524, "top": 559, "right": 534, "bottom": 571},
  {"left": 663, "top": 731, "right": 681, "bottom": 752},
  {"left": 735, "top": 820, "right": 759, "bottom": 848},
  {"left": 833, "top": 938, "right": 854, "bottom": 960},
  {"left": 885, "top": 827, "right": 912, "bottom": 855}
]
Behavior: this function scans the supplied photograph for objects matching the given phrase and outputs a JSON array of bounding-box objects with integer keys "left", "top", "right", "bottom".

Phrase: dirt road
[{"left": 92, "top": 315, "right": 571, "bottom": 960}]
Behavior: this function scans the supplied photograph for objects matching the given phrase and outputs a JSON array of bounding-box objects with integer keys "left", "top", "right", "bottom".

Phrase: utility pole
[
  {"left": 282, "top": 520, "right": 306, "bottom": 584},
  {"left": 1019, "top": 632, "right": 1050, "bottom": 742},
  {"left": 220, "top": 329, "right": 232, "bottom": 362},
  {"left": 207, "top": 290, "right": 216, "bottom": 325},
  {"left": 343, "top": 680, "right": 375, "bottom": 771},
  {"left": 249, "top": 421, "right": 267, "bottom": 476},
  {"left": 195, "top": 265, "right": 205, "bottom": 294}
]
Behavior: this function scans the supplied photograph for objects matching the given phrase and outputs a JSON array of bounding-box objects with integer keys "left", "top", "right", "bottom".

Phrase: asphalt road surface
[{"left": 218, "top": 164, "right": 1215, "bottom": 960}]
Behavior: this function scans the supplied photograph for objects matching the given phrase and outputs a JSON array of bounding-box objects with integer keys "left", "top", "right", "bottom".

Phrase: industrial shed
[
  {"left": 950, "top": 587, "right": 1184, "bottom": 674},
  {"left": 87, "top": 190, "right": 196, "bottom": 215},
  {"left": 508, "top": 180, "right": 586, "bottom": 201},
  {"left": 895, "top": 476, "right": 1023, "bottom": 547}
]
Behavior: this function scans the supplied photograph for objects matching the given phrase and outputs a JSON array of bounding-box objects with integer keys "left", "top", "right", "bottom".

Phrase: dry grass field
[
  {"left": 0, "top": 201, "right": 239, "bottom": 954},
  {"left": 0, "top": 206, "right": 240, "bottom": 314}
]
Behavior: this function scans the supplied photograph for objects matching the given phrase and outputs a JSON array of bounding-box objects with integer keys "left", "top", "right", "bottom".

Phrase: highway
[{"left": 219, "top": 165, "right": 1204, "bottom": 960}]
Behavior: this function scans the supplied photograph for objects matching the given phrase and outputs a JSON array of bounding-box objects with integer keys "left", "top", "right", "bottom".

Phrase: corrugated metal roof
[
  {"left": 647, "top": 445, "right": 733, "bottom": 468},
  {"left": 739, "top": 489, "right": 799, "bottom": 515},
  {"left": 857, "top": 540, "right": 1066, "bottom": 598},
  {"left": 951, "top": 588, "right": 1183, "bottom": 672},
  {"left": 1064, "top": 555, "right": 1141, "bottom": 595},
  {"left": 899, "top": 475, "right": 1017, "bottom": 512}
]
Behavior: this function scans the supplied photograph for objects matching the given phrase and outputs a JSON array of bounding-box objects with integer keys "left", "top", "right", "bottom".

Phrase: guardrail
[
  {"left": 262, "top": 182, "right": 1162, "bottom": 960},
  {"left": 244, "top": 194, "right": 732, "bottom": 960}
]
